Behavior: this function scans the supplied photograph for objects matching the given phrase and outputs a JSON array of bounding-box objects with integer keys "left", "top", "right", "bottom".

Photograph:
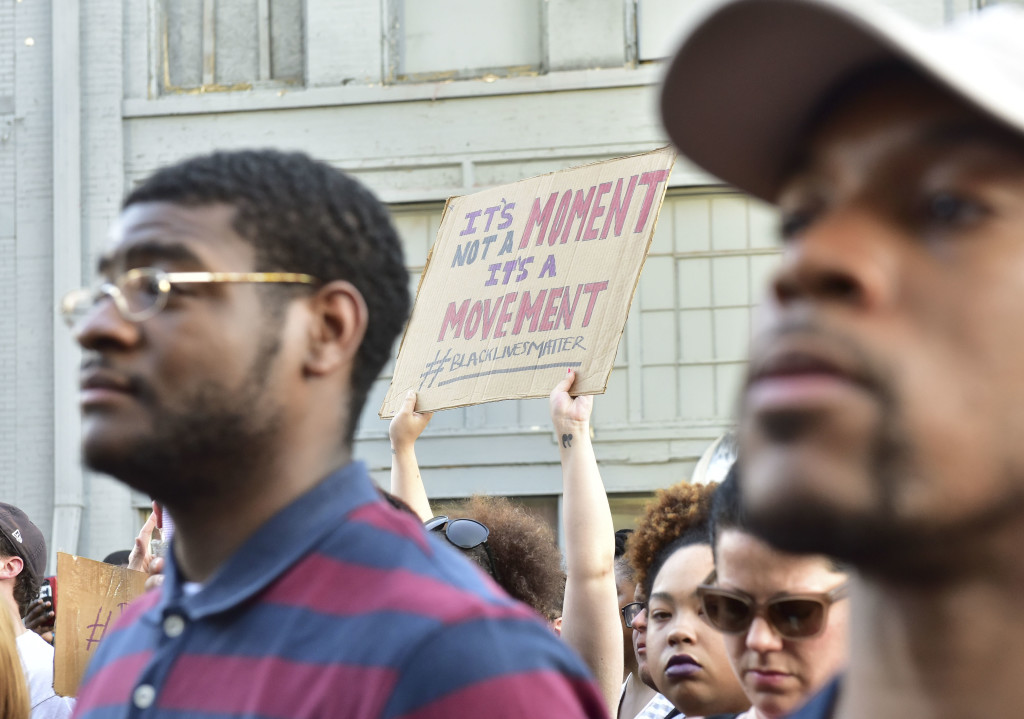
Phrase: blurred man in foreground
[
  {"left": 661, "top": 1, "right": 1024, "bottom": 717},
  {"left": 65, "top": 150, "right": 604, "bottom": 719}
]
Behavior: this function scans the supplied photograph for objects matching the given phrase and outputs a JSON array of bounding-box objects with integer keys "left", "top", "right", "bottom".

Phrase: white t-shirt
[{"left": 16, "top": 630, "right": 75, "bottom": 719}]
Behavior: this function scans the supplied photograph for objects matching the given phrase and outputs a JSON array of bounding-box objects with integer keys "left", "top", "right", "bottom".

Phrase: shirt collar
[{"left": 157, "top": 460, "right": 377, "bottom": 620}]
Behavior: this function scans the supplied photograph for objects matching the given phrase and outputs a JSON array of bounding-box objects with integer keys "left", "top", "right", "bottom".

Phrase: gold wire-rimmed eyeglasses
[{"left": 60, "top": 267, "right": 320, "bottom": 327}]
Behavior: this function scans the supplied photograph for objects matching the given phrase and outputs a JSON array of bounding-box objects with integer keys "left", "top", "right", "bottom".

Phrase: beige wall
[{"left": 5, "top": 0, "right": 986, "bottom": 562}]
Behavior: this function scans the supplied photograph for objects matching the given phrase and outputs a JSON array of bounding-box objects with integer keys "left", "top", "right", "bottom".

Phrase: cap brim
[{"left": 660, "top": 0, "right": 1024, "bottom": 202}]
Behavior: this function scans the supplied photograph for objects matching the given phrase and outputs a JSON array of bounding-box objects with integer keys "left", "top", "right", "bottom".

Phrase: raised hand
[{"left": 549, "top": 368, "right": 594, "bottom": 435}]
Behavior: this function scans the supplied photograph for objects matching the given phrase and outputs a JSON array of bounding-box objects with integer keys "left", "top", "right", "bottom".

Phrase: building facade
[{"left": 0, "top": 0, "right": 994, "bottom": 566}]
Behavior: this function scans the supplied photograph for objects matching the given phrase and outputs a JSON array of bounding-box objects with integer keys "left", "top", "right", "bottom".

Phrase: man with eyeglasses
[
  {"left": 660, "top": 1, "right": 1024, "bottom": 718},
  {"left": 66, "top": 150, "right": 605, "bottom": 719}
]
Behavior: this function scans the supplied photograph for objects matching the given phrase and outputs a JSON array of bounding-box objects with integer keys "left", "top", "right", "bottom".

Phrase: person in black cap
[
  {"left": 0, "top": 504, "right": 46, "bottom": 617},
  {"left": 660, "top": 1, "right": 1024, "bottom": 718},
  {"left": 0, "top": 503, "right": 73, "bottom": 717}
]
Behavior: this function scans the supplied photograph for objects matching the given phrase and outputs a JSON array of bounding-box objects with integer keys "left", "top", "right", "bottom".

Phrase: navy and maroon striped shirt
[{"left": 72, "top": 462, "right": 606, "bottom": 719}]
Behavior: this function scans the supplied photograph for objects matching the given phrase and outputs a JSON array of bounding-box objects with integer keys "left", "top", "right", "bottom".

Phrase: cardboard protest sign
[
  {"left": 380, "top": 147, "right": 675, "bottom": 417},
  {"left": 54, "top": 552, "right": 147, "bottom": 696}
]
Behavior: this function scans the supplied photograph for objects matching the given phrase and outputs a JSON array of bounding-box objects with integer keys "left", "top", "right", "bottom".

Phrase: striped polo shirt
[{"left": 72, "top": 461, "right": 606, "bottom": 719}]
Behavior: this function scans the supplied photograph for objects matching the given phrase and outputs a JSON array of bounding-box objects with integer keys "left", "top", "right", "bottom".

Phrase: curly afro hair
[
  {"left": 123, "top": 150, "right": 410, "bottom": 441},
  {"left": 627, "top": 481, "right": 718, "bottom": 599},
  {"left": 436, "top": 495, "right": 565, "bottom": 622}
]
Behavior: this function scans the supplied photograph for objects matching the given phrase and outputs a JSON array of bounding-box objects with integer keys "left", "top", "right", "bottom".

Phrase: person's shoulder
[
  {"left": 16, "top": 628, "right": 55, "bottom": 667},
  {"left": 275, "top": 495, "right": 536, "bottom": 640},
  {"left": 16, "top": 629, "right": 55, "bottom": 685},
  {"left": 342, "top": 494, "right": 436, "bottom": 555},
  {"left": 15, "top": 630, "right": 76, "bottom": 718},
  {"left": 787, "top": 677, "right": 842, "bottom": 719},
  {"left": 74, "top": 589, "right": 163, "bottom": 692},
  {"left": 321, "top": 495, "right": 511, "bottom": 604},
  {"left": 635, "top": 692, "right": 677, "bottom": 719},
  {"left": 30, "top": 694, "right": 76, "bottom": 719},
  {"left": 382, "top": 615, "right": 606, "bottom": 719},
  {"left": 316, "top": 501, "right": 607, "bottom": 717},
  {"left": 17, "top": 627, "right": 52, "bottom": 652}
]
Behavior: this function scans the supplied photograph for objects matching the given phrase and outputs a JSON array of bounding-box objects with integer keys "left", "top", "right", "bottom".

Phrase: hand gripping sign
[{"left": 380, "top": 147, "right": 675, "bottom": 417}]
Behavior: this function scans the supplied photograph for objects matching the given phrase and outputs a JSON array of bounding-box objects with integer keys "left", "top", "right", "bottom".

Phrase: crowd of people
[
  {"left": 6, "top": 374, "right": 846, "bottom": 719},
  {"left": 1, "top": 0, "right": 1023, "bottom": 717}
]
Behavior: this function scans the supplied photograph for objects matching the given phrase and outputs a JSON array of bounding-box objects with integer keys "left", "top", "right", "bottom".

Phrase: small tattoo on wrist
[{"left": 561, "top": 433, "right": 573, "bottom": 448}]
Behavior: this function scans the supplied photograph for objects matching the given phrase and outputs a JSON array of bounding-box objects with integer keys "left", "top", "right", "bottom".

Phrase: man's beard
[
  {"left": 84, "top": 330, "right": 284, "bottom": 511},
  {"left": 739, "top": 404, "right": 914, "bottom": 568},
  {"left": 738, "top": 319, "right": 923, "bottom": 573},
  {"left": 740, "top": 391, "right": 1024, "bottom": 582}
]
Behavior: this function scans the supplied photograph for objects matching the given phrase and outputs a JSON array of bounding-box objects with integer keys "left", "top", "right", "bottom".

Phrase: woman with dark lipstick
[{"left": 629, "top": 482, "right": 750, "bottom": 718}]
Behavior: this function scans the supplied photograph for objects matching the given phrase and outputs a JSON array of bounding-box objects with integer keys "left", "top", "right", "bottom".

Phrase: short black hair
[
  {"left": 124, "top": 150, "right": 411, "bottom": 441},
  {"left": 102, "top": 550, "right": 132, "bottom": 567},
  {"left": 614, "top": 529, "right": 636, "bottom": 585},
  {"left": 709, "top": 463, "right": 743, "bottom": 558},
  {"left": 614, "top": 529, "right": 633, "bottom": 559},
  {"left": 711, "top": 464, "right": 847, "bottom": 573},
  {"left": 0, "top": 533, "right": 40, "bottom": 617}
]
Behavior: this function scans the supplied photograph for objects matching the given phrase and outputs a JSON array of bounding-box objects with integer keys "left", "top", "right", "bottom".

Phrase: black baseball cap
[{"left": 0, "top": 503, "right": 46, "bottom": 582}]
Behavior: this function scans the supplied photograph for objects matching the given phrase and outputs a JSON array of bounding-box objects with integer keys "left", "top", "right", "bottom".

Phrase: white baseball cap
[{"left": 660, "top": 0, "right": 1024, "bottom": 203}]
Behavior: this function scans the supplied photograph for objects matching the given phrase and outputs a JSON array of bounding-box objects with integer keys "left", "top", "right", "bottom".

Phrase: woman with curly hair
[
  {"left": 628, "top": 481, "right": 749, "bottom": 718},
  {"left": 388, "top": 391, "right": 567, "bottom": 625},
  {"left": 432, "top": 494, "right": 566, "bottom": 623}
]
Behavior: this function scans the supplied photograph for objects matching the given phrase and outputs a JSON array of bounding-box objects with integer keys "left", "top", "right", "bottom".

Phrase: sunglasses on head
[
  {"left": 696, "top": 581, "right": 849, "bottom": 640},
  {"left": 425, "top": 515, "right": 501, "bottom": 582}
]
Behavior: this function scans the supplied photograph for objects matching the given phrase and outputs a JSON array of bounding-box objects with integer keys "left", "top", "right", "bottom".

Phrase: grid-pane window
[
  {"left": 634, "top": 191, "right": 780, "bottom": 424},
  {"left": 391, "top": 0, "right": 542, "bottom": 81},
  {"left": 160, "top": 0, "right": 304, "bottom": 93},
  {"left": 635, "top": 0, "right": 697, "bottom": 61}
]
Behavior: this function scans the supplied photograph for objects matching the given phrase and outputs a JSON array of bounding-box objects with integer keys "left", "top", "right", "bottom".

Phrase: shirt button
[
  {"left": 163, "top": 614, "right": 186, "bottom": 638},
  {"left": 133, "top": 684, "right": 156, "bottom": 709}
]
